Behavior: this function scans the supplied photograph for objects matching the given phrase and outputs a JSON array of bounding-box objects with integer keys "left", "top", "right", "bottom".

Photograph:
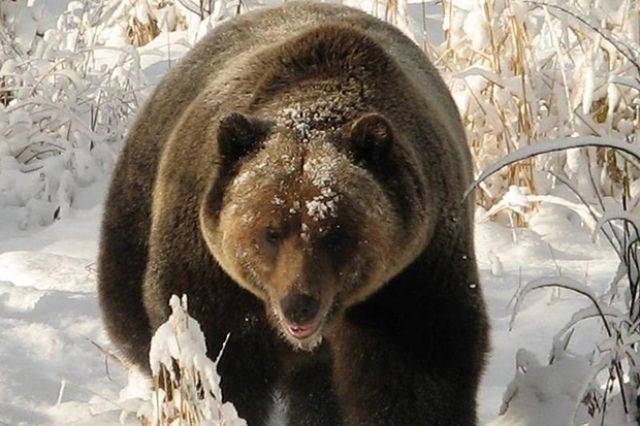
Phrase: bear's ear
[
  {"left": 348, "top": 113, "right": 393, "bottom": 165},
  {"left": 217, "top": 112, "right": 268, "bottom": 163}
]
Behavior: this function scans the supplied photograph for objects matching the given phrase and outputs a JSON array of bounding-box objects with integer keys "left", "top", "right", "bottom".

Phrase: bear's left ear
[
  {"left": 217, "top": 112, "right": 269, "bottom": 163},
  {"left": 348, "top": 113, "right": 393, "bottom": 165}
]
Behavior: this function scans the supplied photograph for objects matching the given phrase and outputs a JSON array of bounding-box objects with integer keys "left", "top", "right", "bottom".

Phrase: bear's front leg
[
  {"left": 281, "top": 343, "right": 342, "bottom": 426},
  {"left": 216, "top": 333, "right": 281, "bottom": 426},
  {"left": 329, "top": 324, "right": 479, "bottom": 426}
]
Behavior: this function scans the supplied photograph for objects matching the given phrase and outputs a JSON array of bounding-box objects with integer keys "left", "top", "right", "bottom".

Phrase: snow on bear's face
[{"left": 201, "top": 111, "right": 401, "bottom": 351}]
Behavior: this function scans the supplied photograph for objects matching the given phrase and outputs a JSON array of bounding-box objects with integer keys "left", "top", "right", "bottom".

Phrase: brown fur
[{"left": 98, "top": 3, "right": 488, "bottom": 425}]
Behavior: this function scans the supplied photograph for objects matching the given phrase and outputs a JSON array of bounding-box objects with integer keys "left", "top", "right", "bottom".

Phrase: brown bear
[{"left": 98, "top": 2, "right": 489, "bottom": 425}]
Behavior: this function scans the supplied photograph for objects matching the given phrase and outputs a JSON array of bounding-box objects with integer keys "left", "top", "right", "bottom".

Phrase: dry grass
[
  {"left": 144, "top": 364, "right": 204, "bottom": 426},
  {"left": 426, "top": 0, "right": 640, "bottom": 223},
  {"left": 127, "top": 15, "right": 160, "bottom": 47},
  {"left": 0, "top": 76, "right": 13, "bottom": 107},
  {"left": 126, "top": 0, "right": 161, "bottom": 47}
]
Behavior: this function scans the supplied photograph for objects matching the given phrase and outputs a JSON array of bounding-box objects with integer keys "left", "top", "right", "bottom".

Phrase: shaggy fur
[{"left": 98, "top": 3, "right": 489, "bottom": 425}]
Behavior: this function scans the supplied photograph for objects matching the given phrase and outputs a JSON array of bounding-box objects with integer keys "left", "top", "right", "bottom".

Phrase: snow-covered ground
[
  {"left": 1, "top": 0, "right": 637, "bottom": 425},
  {"left": 0, "top": 179, "right": 123, "bottom": 425}
]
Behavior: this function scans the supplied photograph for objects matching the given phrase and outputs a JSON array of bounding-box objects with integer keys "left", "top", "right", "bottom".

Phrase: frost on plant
[
  {"left": 133, "top": 294, "right": 246, "bottom": 426},
  {"left": 0, "top": 0, "right": 144, "bottom": 228},
  {"left": 434, "top": 0, "right": 640, "bottom": 218},
  {"left": 475, "top": 137, "right": 640, "bottom": 424}
]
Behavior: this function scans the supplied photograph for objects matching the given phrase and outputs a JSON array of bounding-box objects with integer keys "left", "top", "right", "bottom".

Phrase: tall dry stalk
[
  {"left": 429, "top": 0, "right": 640, "bottom": 223},
  {"left": 126, "top": 0, "right": 161, "bottom": 46}
]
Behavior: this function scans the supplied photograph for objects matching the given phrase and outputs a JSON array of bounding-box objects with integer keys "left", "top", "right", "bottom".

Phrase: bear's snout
[{"left": 280, "top": 293, "right": 320, "bottom": 326}]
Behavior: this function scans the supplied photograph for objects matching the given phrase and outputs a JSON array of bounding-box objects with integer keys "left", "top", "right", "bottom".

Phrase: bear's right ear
[
  {"left": 217, "top": 112, "right": 268, "bottom": 163},
  {"left": 348, "top": 113, "right": 393, "bottom": 166}
]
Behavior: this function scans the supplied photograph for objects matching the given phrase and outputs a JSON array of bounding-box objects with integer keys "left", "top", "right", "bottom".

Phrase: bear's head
[{"left": 200, "top": 105, "right": 432, "bottom": 351}]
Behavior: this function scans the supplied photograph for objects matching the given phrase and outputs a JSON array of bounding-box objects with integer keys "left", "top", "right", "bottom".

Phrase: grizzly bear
[{"left": 98, "top": 2, "right": 489, "bottom": 425}]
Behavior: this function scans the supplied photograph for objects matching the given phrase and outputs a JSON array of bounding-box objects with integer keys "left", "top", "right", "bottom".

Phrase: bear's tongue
[{"left": 288, "top": 322, "right": 318, "bottom": 339}]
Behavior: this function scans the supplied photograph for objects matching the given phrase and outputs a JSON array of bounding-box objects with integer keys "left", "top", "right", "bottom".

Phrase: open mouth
[
  {"left": 286, "top": 320, "right": 321, "bottom": 339},
  {"left": 271, "top": 296, "right": 335, "bottom": 349}
]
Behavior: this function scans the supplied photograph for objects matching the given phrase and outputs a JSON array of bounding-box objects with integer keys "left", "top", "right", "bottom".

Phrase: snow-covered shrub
[
  {"left": 473, "top": 137, "right": 640, "bottom": 424},
  {"left": 432, "top": 0, "right": 640, "bottom": 217},
  {"left": 121, "top": 295, "right": 246, "bottom": 426},
  {"left": 0, "top": 0, "right": 143, "bottom": 228}
]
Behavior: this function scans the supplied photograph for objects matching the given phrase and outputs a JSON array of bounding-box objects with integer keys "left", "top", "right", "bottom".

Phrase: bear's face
[{"left": 201, "top": 112, "right": 411, "bottom": 350}]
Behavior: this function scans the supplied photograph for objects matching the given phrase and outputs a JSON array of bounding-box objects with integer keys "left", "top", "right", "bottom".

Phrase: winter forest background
[{"left": 1, "top": 0, "right": 639, "bottom": 425}]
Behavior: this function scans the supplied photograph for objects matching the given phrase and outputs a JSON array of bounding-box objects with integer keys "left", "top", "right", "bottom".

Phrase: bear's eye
[
  {"left": 324, "top": 229, "right": 347, "bottom": 248},
  {"left": 264, "top": 227, "right": 281, "bottom": 245}
]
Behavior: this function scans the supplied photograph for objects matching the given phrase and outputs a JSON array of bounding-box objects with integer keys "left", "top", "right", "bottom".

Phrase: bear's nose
[{"left": 280, "top": 293, "right": 320, "bottom": 326}]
